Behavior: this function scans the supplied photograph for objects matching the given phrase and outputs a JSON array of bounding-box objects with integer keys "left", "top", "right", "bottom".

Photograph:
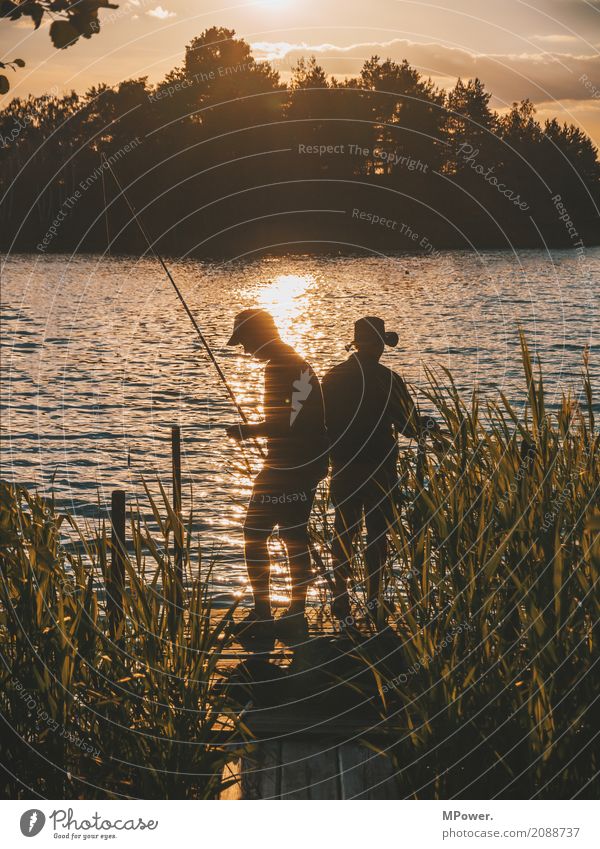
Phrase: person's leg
[
  {"left": 330, "top": 481, "right": 362, "bottom": 620},
  {"left": 243, "top": 474, "right": 275, "bottom": 619},
  {"left": 278, "top": 479, "right": 319, "bottom": 616},
  {"left": 275, "top": 527, "right": 312, "bottom": 644},
  {"left": 363, "top": 472, "right": 399, "bottom": 619},
  {"left": 363, "top": 506, "right": 388, "bottom": 613},
  {"left": 243, "top": 529, "right": 272, "bottom": 618},
  {"left": 280, "top": 528, "right": 312, "bottom": 614}
]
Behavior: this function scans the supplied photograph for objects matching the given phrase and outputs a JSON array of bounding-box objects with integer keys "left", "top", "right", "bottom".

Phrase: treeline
[{"left": 1, "top": 26, "right": 599, "bottom": 256}]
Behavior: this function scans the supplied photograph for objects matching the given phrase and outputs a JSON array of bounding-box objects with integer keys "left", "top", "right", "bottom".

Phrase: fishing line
[
  {"left": 102, "top": 154, "right": 334, "bottom": 596},
  {"left": 100, "top": 153, "right": 261, "bottom": 476}
]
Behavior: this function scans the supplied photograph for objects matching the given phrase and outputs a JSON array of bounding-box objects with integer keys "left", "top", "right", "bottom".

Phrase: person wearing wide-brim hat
[
  {"left": 322, "top": 316, "right": 440, "bottom": 627},
  {"left": 226, "top": 308, "right": 328, "bottom": 644}
]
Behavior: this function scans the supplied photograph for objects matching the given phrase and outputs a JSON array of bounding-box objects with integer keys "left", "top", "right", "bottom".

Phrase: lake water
[{"left": 2, "top": 250, "right": 598, "bottom": 600}]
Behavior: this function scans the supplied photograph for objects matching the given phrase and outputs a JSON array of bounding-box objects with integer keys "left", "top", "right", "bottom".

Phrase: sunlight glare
[
  {"left": 255, "top": 0, "right": 290, "bottom": 8},
  {"left": 256, "top": 274, "right": 316, "bottom": 351}
]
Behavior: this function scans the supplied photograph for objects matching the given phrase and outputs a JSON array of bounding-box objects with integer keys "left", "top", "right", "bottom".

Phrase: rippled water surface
[{"left": 2, "top": 250, "right": 598, "bottom": 596}]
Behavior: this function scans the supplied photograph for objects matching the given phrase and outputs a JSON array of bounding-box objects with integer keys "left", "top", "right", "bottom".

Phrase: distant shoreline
[{"left": 3, "top": 240, "right": 600, "bottom": 262}]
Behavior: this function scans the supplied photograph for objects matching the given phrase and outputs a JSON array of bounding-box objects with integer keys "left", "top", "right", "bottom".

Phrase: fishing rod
[
  {"left": 101, "top": 155, "right": 335, "bottom": 594},
  {"left": 100, "top": 153, "right": 263, "bottom": 464}
]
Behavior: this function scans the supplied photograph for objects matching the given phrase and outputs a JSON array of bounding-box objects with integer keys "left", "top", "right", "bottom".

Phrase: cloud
[
  {"left": 252, "top": 41, "right": 308, "bottom": 62},
  {"left": 146, "top": 5, "right": 176, "bottom": 19},
  {"left": 531, "top": 34, "right": 580, "bottom": 44},
  {"left": 253, "top": 38, "right": 600, "bottom": 106}
]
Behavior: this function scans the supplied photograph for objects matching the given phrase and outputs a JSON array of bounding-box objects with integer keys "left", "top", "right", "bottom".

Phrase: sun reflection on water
[
  {"left": 4, "top": 251, "right": 595, "bottom": 602},
  {"left": 255, "top": 273, "right": 316, "bottom": 355}
]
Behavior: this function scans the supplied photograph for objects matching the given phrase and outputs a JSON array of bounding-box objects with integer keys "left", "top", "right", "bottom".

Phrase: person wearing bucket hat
[
  {"left": 322, "top": 316, "right": 438, "bottom": 626},
  {"left": 225, "top": 308, "right": 329, "bottom": 643}
]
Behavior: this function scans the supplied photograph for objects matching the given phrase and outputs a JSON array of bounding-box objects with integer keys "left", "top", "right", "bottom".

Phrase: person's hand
[
  {"left": 417, "top": 416, "right": 451, "bottom": 454},
  {"left": 225, "top": 424, "right": 244, "bottom": 441},
  {"left": 419, "top": 415, "right": 441, "bottom": 437}
]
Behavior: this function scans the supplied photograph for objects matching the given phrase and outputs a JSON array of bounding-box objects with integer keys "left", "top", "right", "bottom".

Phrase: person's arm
[
  {"left": 229, "top": 420, "right": 268, "bottom": 440},
  {"left": 388, "top": 371, "right": 445, "bottom": 446},
  {"left": 237, "top": 417, "right": 284, "bottom": 440},
  {"left": 228, "top": 362, "right": 293, "bottom": 441},
  {"left": 388, "top": 372, "right": 423, "bottom": 440}
]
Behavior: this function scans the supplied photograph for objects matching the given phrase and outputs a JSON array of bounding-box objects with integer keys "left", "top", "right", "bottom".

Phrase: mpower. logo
[{"left": 20, "top": 810, "right": 46, "bottom": 837}]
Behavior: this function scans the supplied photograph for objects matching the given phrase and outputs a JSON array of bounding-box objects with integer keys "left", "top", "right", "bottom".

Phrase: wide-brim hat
[{"left": 352, "top": 316, "right": 398, "bottom": 348}]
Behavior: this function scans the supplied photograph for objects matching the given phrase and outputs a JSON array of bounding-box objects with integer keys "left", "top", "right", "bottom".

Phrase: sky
[{"left": 2, "top": 0, "right": 600, "bottom": 146}]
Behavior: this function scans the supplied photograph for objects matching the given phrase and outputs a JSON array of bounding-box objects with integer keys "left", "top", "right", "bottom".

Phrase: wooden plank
[
  {"left": 339, "top": 744, "right": 399, "bottom": 799},
  {"left": 338, "top": 744, "right": 371, "bottom": 799},
  {"left": 221, "top": 743, "right": 281, "bottom": 800},
  {"left": 261, "top": 742, "right": 282, "bottom": 799},
  {"left": 280, "top": 742, "right": 340, "bottom": 799},
  {"left": 220, "top": 759, "right": 242, "bottom": 800},
  {"left": 244, "top": 710, "right": 404, "bottom": 741},
  {"left": 303, "top": 743, "right": 341, "bottom": 800},
  {"left": 221, "top": 740, "right": 401, "bottom": 799},
  {"left": 363, "top": 749, "right": 399, "bottom": 799},
  {"left": 245, "top": 742, "right": 281, "bottom": 799},
  {"left": 280, "top": 742, "right": 310, "bottom": 799},
  {"left": 353, "top": 748, "right": 398, "bottom": 799}
]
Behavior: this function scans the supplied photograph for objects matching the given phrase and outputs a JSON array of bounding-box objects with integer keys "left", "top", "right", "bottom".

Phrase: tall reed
[
  {"left": 1, "top": 333, "right": 598, "bottom": 798},
  {"left": 340, "top": 333, "right": 599, "bottom": 797},
  {"left": 0, "top": 481, "right": 242, "bottom": 799}
]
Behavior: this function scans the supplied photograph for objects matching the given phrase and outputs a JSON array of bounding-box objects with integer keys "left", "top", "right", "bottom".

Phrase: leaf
[
  {"left": 20, "top": 1, "right": 44, "bottom": 28},
  {"left": 13, "top": 58, "right": 25, "bottom": 68},
  {"left": 0, "top": 75, "right": 9, "bottom": 95},
  {"left": 586, "top": 512, "right": 600, "bottom": 531},
  {"left": 70, "top": 9, "right": 101, "bottom": 40},
  {"left": 463, "top": 665, "right": 477, "bottom": 689},
  {"left": 0, "top": 1, "right": 20, "bottom": 20},
  {"left": 49, "top": 20, "right": 80, "bottom": 49}
]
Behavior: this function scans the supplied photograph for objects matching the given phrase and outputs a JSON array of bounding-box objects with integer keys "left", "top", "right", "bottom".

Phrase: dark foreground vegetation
[
  {"left": 1, "top": 27, "right": 599, "bottom": 256},
  {"left": 0, "top": 337, "right": 598, "bottom": 798}
]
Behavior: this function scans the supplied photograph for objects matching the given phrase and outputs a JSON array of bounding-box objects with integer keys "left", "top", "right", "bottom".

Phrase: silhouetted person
[
  {"left": 323, "top": 317, "right": 438, "bottom": 626},
  {"left": 226, "top": 309, "right": 328, "bottom": 642}
]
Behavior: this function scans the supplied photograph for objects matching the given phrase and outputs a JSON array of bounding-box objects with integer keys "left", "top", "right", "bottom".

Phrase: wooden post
[
  {"left": 409, "top": 438, "right": 427, "bottom": 621},
  {"left": 416, "top": 440, "right": 427, "bottom": 490},
  {"left": 171, "top": 425, "right": 183, "bottom": 591},
  {"left": 109, "top": 489, "right": 126, "bottom": 637}
]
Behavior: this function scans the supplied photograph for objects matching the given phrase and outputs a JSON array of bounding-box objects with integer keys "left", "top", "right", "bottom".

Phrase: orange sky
[{"left": 2, "top": 0, "right": 600, "bottom": 147}]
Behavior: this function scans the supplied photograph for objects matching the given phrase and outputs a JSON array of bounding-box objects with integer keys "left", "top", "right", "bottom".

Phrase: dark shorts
[
  {"left": 244, "top": 469, "right": 320, "bottom": 536},
  {"left": 330, "top": 466, "right": 402, "bottom": 533}
]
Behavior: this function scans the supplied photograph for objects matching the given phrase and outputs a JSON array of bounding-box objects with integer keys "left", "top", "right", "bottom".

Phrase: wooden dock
[
  {"left": 104, "top": 428, "right": 408, "bottom": 800},
  {"left": 214, "top": 609, "right": 407, "bottom": 799},
  {"left": 221, "top": 739, "right": 400, "bottom": 799}
]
